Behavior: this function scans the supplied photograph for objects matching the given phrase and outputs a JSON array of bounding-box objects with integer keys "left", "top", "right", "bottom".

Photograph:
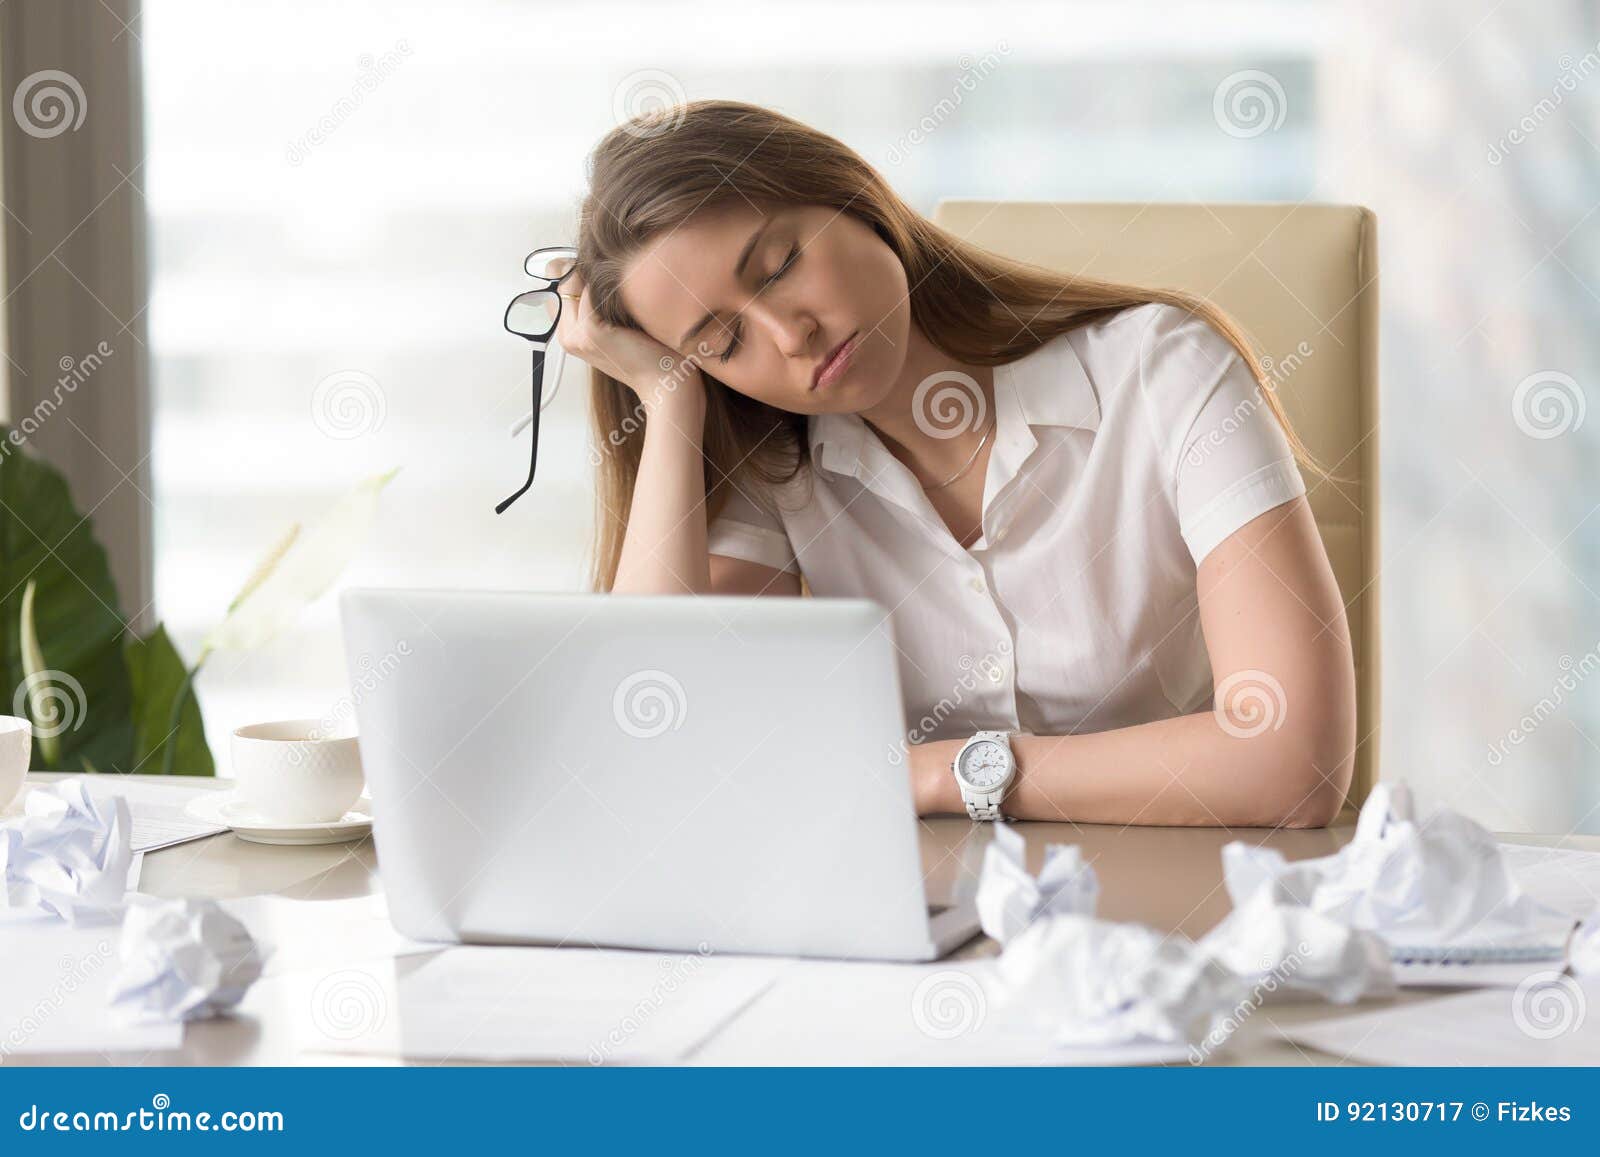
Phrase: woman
[{"left": 554, "top": 99, "right": 1356, "bottom": 828}]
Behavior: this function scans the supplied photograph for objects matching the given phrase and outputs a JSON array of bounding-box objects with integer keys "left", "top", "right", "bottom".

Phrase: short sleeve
[
  {"left": 707, "top": 481, "right": 800, "bottom": 575},
  {"left": 1140, "top": 306, "right": 1308, "bottom": 565}
]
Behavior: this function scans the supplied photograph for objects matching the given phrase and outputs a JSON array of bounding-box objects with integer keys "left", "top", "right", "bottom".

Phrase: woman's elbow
[
  {"left": 1272, "top": 714, "right": 1357, "bottom": 828},
  {"left": 1217, "top": 649, "right": 1356, "bottom": 828}
]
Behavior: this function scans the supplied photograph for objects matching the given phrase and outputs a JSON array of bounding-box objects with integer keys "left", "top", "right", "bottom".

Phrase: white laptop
[{"left": 337, "top": 588, "right": 981, "bottom": 962}]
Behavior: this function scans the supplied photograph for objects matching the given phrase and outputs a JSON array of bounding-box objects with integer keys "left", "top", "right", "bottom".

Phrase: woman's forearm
[
  {"left": 909, "top": 500, "right": 1358, "bottom": 828},
  {"left": 611, "top": 374, "right": 712, "bottom": 595},
  {"left": 915, "top": 705, "right": 1354, "bottom": 829}
]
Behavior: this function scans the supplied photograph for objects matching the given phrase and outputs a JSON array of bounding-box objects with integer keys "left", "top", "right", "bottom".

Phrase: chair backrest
[{"left": 931, "top": 200, "right": 1380, "bottom": 807}]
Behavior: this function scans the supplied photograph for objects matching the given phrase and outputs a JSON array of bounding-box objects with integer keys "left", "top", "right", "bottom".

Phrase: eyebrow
[{"left": 677, "top": 216, "right": 776, "bottom": 349}]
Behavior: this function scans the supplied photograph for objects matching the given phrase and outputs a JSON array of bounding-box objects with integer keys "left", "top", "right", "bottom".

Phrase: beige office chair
[{"left": 931, "top": 200, "right": 1380, "bottom": 810}]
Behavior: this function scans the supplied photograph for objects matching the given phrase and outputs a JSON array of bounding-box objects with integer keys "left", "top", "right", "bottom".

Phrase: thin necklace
[{"left": 921, "top": 418, "right": 996, "bottom": 491}]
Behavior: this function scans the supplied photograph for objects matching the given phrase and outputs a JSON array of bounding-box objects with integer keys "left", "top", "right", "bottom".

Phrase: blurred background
[{"left": 1, "top": 0, "right": 1596, "bottom": 832}]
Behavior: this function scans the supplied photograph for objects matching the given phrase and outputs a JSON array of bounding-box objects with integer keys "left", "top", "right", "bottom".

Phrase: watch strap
[{"left": 964, "top": 791, "right": 1006, "bottom": 822}]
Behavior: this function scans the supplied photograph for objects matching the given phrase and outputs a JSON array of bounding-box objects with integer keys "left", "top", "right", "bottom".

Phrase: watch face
[{"left": 956, "top": 739, "right": 1010, "bottom": 790}]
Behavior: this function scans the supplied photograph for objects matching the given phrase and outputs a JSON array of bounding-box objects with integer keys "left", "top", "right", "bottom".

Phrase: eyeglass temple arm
[
  {"left": 509, "top": 335, "right": 567, "bottom": 437},
  {"left": 496, "top": 346, "right": 548, "bottom": 514}
]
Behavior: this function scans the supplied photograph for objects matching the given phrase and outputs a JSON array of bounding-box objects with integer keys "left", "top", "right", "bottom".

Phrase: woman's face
[{"left": 617, "top": 202, "right": 911, "bottom": 414}]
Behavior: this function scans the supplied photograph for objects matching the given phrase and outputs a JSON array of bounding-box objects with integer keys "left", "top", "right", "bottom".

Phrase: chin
[
  {"left": 811, "top": 376, "right": 890, "bottom": 416},
  {"left": 826, "top": 336, "right": 898, "bottom": 412}
]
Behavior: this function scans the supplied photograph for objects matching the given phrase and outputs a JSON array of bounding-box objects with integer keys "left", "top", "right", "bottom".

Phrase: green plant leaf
[
  {"left": 124, "top": 622, "right": 215, "bottom": 777},
  {"left": 0, "top": 425, "right": 134, "bottom": 771}
]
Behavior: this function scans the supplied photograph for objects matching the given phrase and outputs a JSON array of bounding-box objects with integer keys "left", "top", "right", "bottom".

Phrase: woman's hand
[
  {"left": 556, "top": 269, "right": 704, "bottom": 418},
  {"left": 908, "top": 739, "right": 963, "bottom": 816}
]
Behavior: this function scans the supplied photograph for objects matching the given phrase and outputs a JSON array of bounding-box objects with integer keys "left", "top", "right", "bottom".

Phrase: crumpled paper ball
[
  {"left": 996, "top": 913, "right": 1248, "bottom": 1048},
  {"left": 1199, "top": 883, "right": 1395, "bottom": 1003},
  {"left": 1569, "top": 913, "right": 1600, "bottom": 977},
  {"left": 975, "top": 823, "right": 1099, "bottom": 946},
  {"left": 979, "top": 826, "right": 1394, "bottom": 1052},
  {"left": 1221, "top": 782, "right": 1574, "bottom": 955},
  {"left": 108, "top": 897, "right": 264, "bottom": 1022},
  {"left": 0, "top": 780, "right": 132, "bottom": 924}
]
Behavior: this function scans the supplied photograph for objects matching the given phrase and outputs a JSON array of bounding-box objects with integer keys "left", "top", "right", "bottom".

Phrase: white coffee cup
[
  {"left": 231, "top": 718, "right": 364, "bottom": 824},
  {"left": 0, "top": 715, "right": 31, "bottom": 811}
]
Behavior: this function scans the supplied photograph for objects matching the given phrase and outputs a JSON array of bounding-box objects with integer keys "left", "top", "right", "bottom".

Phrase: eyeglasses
[{"left": 498, "top": 245, "right": 579, "bottom": 514}]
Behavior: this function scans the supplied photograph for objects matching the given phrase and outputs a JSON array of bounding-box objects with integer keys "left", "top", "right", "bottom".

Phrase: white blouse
[{"left": 705, "top": 302, "right": 1307, "bottom": 743}]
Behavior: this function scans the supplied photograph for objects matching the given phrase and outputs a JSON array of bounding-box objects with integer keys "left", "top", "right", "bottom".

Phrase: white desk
[{"left": 15, "top": 775, "right": 1598, "bottom": 1066}]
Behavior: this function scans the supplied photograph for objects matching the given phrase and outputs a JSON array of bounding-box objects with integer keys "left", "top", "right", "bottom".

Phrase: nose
[{"left": 747, "top": 299, "right": 817, "bottom": 359}]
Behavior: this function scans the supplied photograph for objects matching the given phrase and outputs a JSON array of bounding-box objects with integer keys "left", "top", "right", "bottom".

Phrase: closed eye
[{"left": 717, "top": 245, "right": 801, "bottom": 363}]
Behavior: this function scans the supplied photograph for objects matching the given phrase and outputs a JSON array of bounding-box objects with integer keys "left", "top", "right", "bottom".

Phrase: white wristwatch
[{"left": 951, "top": 730, "right": 1017, "bottom": 821}]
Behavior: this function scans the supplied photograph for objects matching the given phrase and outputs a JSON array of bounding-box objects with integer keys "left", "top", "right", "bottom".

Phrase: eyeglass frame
[{"left": 498, "top": 245, "right": 580, "bottom": 514}]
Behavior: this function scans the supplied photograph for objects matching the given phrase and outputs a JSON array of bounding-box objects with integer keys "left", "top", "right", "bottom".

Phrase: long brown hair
[{"left": 574, "top": 99, "right": 1319, "bottom": 592}]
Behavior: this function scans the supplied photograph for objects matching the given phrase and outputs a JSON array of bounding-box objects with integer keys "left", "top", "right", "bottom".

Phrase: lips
[{"left": 811, "top": 332, "right": 860, "bottom": 391}]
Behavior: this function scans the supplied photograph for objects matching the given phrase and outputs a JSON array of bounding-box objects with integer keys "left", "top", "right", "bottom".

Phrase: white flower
[{"left": 202, "top": 468, "right": 398, "bottom": 654}]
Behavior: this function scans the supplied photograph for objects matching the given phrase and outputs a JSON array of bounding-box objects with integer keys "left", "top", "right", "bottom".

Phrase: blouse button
[
  {"left": 970, "top": 577, "right": 987, "bottom": 594},
  {"left": 987, "top": 665, "right": 1005, "bottom": 683}
]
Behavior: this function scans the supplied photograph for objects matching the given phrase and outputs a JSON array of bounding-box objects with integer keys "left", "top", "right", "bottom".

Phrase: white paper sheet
[
  {"left": 78, "top": 778, "right": 228, "bottom": 852},
  {"left": 10, "top": 778, "right": 226, "bottom": 854},
  {"left": 692, "top": 957, "right": 1191, "bottom": 1066},
  {"left": 0, "top": 920, "right": 184, "bottom": 1057},
  {"left": 298, "top": 945, "right": 780, "bottom": 1063},
  {"left": 217, "top": 892, "right": 434, "bottom": 977},
  {"left": 1277, "top": 980, "right": 1600, "bottom": 1065}
]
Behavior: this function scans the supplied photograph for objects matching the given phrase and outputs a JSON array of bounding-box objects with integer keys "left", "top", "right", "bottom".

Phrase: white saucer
[{"left": 184, "top": 790, "right": 373, "bottom": 846}]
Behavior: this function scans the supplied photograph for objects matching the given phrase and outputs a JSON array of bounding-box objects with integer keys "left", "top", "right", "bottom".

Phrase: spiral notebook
[
  {"left": 1388, "top": 927, "right": 1575, "bottom": 988},
  {"left": 1382, "top": 947, "right": 1568, "bottom": 992},
  {"left": 1384, "top": 839, "right": 1595, "bottom": 985},
  {"left": 1389, "top": 942, "right": 1569, "bottom": 965}
]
